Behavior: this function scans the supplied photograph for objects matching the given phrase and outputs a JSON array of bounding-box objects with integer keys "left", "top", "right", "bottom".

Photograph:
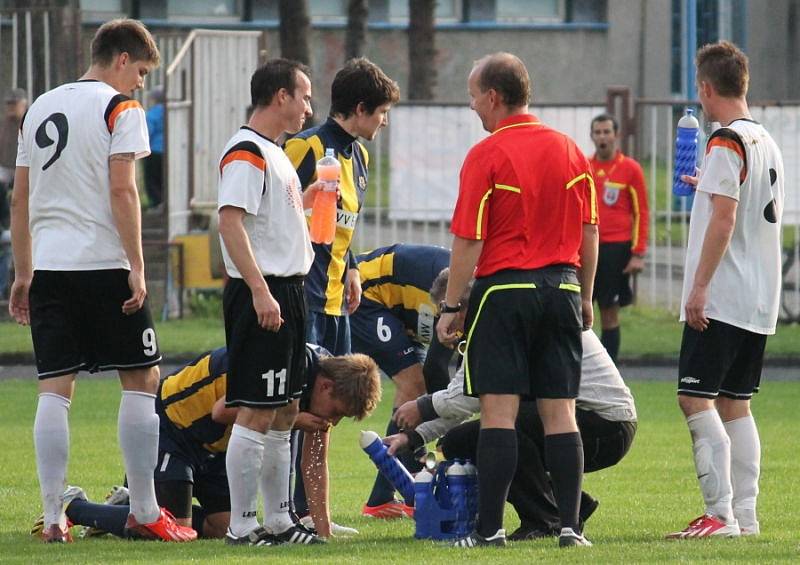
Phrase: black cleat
[
  {"left": 558, "top": 527, "right": 592, "bottom": 547},
  {"left": 452, "top": 529, "right": 507, "bottom": 548},
  {"left": 271, "top": 524, "right": 326, "bottom": 545},
  {"left": 224, "top": 526, "right": 275, "bottom": 546}
]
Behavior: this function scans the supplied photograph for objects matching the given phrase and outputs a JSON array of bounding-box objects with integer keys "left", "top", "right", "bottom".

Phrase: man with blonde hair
[{"left": 11, "top": 19, "right": 195, "bottom": 542}]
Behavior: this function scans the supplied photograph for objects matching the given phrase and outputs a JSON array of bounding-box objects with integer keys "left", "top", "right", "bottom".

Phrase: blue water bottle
[
  {"left": 359, "top": 430, "right": 415, "bottom": 504},
  {"left": 446, "top": 462, "right": 470, "bottom": 536},
  {"left": 463, "top": 460, "right": 478, "bottom": 530},
  {"left": 413, "top": 468, "right": 435, "bottom": 539},
  {"left": 673, "top": 108, "right": 700, "bottom": 196}
]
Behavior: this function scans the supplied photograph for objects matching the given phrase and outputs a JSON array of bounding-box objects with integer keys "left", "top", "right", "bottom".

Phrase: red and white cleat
[
  {"left": 361, "top": 500, "right": 414, "bottom": 519},
  {"left": 124, "top": 508, "right": 197, "bottom": 542},
  {"left": 42, "top": 524, "right": 73, "bottom": 544},
  {"left": 666, "top": 514, "right": 740, "bottom": 539}
]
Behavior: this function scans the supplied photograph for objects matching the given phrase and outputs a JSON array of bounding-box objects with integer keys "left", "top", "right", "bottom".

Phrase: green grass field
[{"left": 0, "top": 378, "right": 798, "bottom": 563}]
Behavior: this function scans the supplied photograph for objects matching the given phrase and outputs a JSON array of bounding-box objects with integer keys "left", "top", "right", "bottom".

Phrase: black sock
[
  {"left": 191, "top": 505, "right": 207, "bottom": 538},
  {"left": 544, "top": 432, "right": 584, "bottom": 532},
  {"left": 476, "top": 428, "right": 517, "bottom": 538},
  {"left": 366, "top": 410, "right": 404, "bottom": 507},
  {"left": 601, "top": 326, "right": 621, "bottom": 362},
  {"left": 65, "top": 499, "right": 129, "bottom": 538}
]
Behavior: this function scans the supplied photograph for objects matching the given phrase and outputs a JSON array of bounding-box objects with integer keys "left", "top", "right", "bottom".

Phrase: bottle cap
[
  {"left": 324, "top": 147, "right": 335, "bottom": 158},
  {"left": 359, "top": 430, "right": 380, "bottom": 449},
  {"left": 446, "top": 462, "right": 466, "bottom": 475},
  {"left": 415, "top": 469, "right": 434, "bottom": 483}
]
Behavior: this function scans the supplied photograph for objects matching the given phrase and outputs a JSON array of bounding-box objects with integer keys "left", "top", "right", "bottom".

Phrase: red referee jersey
[
  {"left": 589, "top": 150, "right": 649, "bottom": 255},
  {"left": 451, "top": 114, "right": 598, "bottom": 278}
]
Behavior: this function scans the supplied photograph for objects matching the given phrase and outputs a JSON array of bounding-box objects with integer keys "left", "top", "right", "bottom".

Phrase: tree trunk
[
  {"left": 408, "top": 0, "right": 436, "bottom": 100},
  {"left": 345, "top": 0, "right": 369, "bottom": 61},
  {"left": 279, "top": 0, "right": 312, "bottom": 65}
]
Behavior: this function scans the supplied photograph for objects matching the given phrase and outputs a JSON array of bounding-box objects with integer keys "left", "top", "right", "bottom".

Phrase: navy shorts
[{"left": 350, "top": 298, "right": 424, "bottom": 378}]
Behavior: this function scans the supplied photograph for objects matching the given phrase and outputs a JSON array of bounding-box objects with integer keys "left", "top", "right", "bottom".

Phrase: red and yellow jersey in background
[{"left": 590, "top": 150, "right": 649, "bottom": 255}]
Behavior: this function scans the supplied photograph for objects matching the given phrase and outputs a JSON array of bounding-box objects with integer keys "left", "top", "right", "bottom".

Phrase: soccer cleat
[
  {"left": 361, "top": 500, "right": 414, "bottom": 519},
  {"left": 508, "top": 523, "right": 558, "bottom": 541},
  {"left": 299, "top": 515, "right": 359, "bottom": 536},
  {"left": 559, "top": 527, "right": 593, "bottom": 547},
  {"left": 82, "top": 485, "right": 131, "bottom": 538},
  {"left": 224, "top": 526, "right": 275, "bottom": 546},
  {"left": 451, "top": 529, "right": 507, "bottom": 548},
  {"left": 739, "top": 523, "right": 760, "bottom": 536},
  {"left": 31, "top": 485, "right": 87, "bottom": 540},
  {"left": 666, "top": 514, "right": 740, "bottom": 539},
  {"left": 124, "top": 507, "right": 197, "bottom": 542},
  {"left": 42, "top": 524, "right": 73, "bottom": 544},
  {"left": 271, "top": 524, "right": 327, "bottom": 545}
]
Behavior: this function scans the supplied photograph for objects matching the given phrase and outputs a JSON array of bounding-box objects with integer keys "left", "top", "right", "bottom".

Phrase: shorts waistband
[{"left": 262, "top": 275, "right": 305, "bottom": 285}]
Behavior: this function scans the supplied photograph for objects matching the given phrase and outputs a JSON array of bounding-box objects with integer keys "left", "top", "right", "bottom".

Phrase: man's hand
[
  {"left": 581, "top": 298, "right": 594, "bottom": 330},
  {"left": 345, "top": 268, "right": 361, "bottom": 315},
  {"left": 685, "top": 283, "right": 710, "bottom": 331},
  {"left": 302, "top": 180, "right": 340, "bottom": 210},
  {"left": 122, "top": 268, "right": 147, "bottom": 315},
  {"left": 294, "top": 412, "right": 331, "bottom": 433},
  {"left": 393, "top": 399, "right": 422, "bottom": 430},
  {"left": 383, "top": 433, "right": 409, "bottom": 456},
  {"left": 436, "top": 312, "right": 461, "bottom": 347},
  {"left": 623, "top": 255, "right": 645, "bottom": 275},
  {"left": 252, "top": 287, "right": 283, "bottom": 332},
  {"left": 8, "top": 276, "right": 31, "bottom": 325}
]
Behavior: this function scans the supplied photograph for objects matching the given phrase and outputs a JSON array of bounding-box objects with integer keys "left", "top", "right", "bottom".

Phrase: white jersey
[
  {"left": 680, "top": 119, "right": 784, "bottom": 334},
  {"left": 17, "top": 80, "right": 150, "bottom": 270},
  {"left": 217, "top": 127, "right": 313, "bottom": 278}
]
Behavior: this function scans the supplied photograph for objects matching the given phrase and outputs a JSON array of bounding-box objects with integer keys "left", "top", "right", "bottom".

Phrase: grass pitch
[{"left": 0, "top": 378, "right": 798, "bottom": 563}]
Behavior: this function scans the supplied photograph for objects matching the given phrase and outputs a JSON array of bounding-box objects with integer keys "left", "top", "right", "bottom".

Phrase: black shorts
[
  {"left": 155, "top": 432, "right": 230, "bottom": 518},
  {"left": 223, "top": 276, "right": 307, "bottom": 408},
  {"left": 678, "top": 319, "right": 767, "bottom": 400},
  {"left": 29, "top": 269, "right": 161, "bottom": 379},
  {"left": 593, "top": 242, "right": 633, "bottom": 308},
  {"left": 462, "top": 267, "right": 583, "bottom": 399}
]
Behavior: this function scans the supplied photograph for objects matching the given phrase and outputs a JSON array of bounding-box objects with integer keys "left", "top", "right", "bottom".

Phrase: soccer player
[
  {"left": 9, "top": 19, "right": 195, "bottom": 543},
  {"left": 285, "top": 57, "right": 400, "bottom": 355},
  {"left": 350, "top": 243, "right": 456, "bottom": 518},
  {"left": 668, "top": 41, "right": 784, "bottom": 539},
  {"left": 216, "top": 59, "right": 320, "bottom": 546},
  {"left": 589, "top": 113, "right": 649, "bottom": 361},
  {"left": 31, "top": 345, "right": 381, "bottom": 541},
  {"left": 436, "top": 53, "right": 598, "bottom": 548}
]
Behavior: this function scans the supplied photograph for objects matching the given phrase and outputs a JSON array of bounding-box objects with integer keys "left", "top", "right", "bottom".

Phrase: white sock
[
  {"left": 227, "top": 424, "right": 265, "bottom": 537},
  {"left": 687, "top": 409, "right": 733, "bottom": 522},
  {"left": 34, "top": 393, "right": 71, "bottom": 528},
  {"left": 261, "top": 429, "right": 295, "bottom": 534},
  {"left": 724, "top": 415, "right": 760, "bottom": 530},
  {"left": 118, "top": 391, "right": 160, "bottom": 524}
]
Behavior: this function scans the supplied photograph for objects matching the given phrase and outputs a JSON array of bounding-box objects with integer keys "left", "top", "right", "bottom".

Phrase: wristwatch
[{"left": 438, "top": 300, "right": 461, "bottom": 314}]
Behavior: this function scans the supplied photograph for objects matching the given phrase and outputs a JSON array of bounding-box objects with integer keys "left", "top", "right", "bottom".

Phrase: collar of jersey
[
  {"left": 492, "top": 113, "right": 540, "bottom": 135},
  {"left": 240, "top": 125, "right": 278, "bottom": 146}
]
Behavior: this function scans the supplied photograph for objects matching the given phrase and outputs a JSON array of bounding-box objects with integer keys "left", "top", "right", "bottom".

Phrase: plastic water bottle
[
  {"left": 359, "top": 431, "right": 415, "bottom": 504},
  {"left": 463, "top": 461, "right": 478, "bottom": 527},
  {"left": 413, "top": 468, "right": 434, "bottom": 538},
  {"left": 673, "top": 108, "right": 700, "bottom": 196},
  {"left": 446, "top": 462, "right": 469, "bottom": 536},
  {"left": 309, "top": 148, "right": 340, "bottom": 244}
]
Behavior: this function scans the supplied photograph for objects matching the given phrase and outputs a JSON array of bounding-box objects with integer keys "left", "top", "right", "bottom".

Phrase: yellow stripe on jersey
[
  {"left": 364, "top": 283, "right": 434, "bottom": 315},
  {"left": 495, "top": 183, "right": 521, "bottom": 193},
  {"left": 627, "top": 184, "right": 641, "bottom": 251},
  {"left": 359, "top": 251, "right": 395, "bottom": 287},
  {"left": 325, "top": 149, "right": 360, "bottom": 313},
  {"left": 475, "top": 187, "right": 493, "bottom": 239},
  {"left": 160, "top": 355, "right": 227, "bottom": 435}
]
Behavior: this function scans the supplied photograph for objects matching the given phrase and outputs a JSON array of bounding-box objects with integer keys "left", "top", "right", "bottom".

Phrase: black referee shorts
[
  {"left": 223, "top": 276, "right": 307, "bottom": 408},
  {"left": 462, "top": 267, "right": 583, "bottom": 400},
  {"left": 594, "top": 241, "right": 633, "bottom": 308}
]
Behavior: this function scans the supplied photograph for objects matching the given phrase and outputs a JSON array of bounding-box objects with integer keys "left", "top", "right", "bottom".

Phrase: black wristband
[{"left": 416, "top": 395, "right": 438, "bottom": 422}]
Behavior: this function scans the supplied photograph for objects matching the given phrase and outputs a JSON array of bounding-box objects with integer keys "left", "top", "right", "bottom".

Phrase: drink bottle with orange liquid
[{"left": 309, "top": 148, "right": 340, "bottom": 244}]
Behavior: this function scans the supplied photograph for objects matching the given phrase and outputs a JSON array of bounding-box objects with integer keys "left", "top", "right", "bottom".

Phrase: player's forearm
[
  {"left": 218, "top": 209, "right": 269, "bottom": 295},
  {"left": 302, "top": 430, "right": 331, "bottom": 537},
  {"left": 109, "top": 157, "right": 144, "bottom": 272},
  {"left": 445, "top": 236, "right": 482, "bottom": 306},
  {"left": 578, "top": 223, "right": 599, "bottom": 302},
  {"left": 9, "top": 167, "right": 32, "bottom": 278},
  {"left": 693, "top": 199, "right": 737, "bottom": 288}
]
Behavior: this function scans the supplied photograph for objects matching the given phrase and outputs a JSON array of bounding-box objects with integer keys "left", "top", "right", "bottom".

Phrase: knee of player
[{"left": 677, "top": 394, "right": 713, "bottom": 418}]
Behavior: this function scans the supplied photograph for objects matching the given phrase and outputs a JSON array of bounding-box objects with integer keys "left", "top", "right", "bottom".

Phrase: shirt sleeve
[
  {"left": 217, "top": 140, "right": 266, "bottom": 215},
  {"left": 697, "top": 130, "right": 746, "bottom": 201},
  {"left": 628, "top": 160, "right": 649, "bottom": 255},
  {"left": 15, "top": 128, "right": 29, "bottom": 167},
  {"left": 284, "top": 136, "right": 318, "bottom": 188},
  {"left": 106, "top": 95, "right": 150, "bottom": 159},
  {"left": 450, "top": 145, "right": 494, "bottom": 240},
  {"left": 566, "top": 145, "right": 598, "bottom": 226}
]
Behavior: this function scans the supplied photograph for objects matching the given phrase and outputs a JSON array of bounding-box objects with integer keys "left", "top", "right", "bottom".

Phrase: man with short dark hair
[
  {"left": 10, "top": 18, "right": 195, "bottom": 543},
  {"left": 216, "top": 58, "right": 324, "bottom": 547},
  {"left": 668, "top": 40, "right": 784, "bottom": 540},
  {"left": 437, "top": 52, "right": 598, "bottom": 548},
  {"left": 589, "top": 113, "right": 649, "bottom": 362}
]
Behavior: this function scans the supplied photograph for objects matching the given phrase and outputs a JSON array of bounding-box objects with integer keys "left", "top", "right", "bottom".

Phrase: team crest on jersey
[
  {"left": 603, "top": 182, "right": 622, "bottom": 206},
  {"left": 358, "top": 176, "right": 367, "bottom": 190}
]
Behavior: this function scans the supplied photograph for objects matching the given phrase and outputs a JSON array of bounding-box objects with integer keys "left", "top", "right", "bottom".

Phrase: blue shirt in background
[{"left": 146, "top": 103, "right": 164, "bottom": 154}]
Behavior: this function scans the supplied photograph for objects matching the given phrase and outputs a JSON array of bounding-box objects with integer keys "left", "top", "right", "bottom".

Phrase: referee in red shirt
[{"left": 437, "top": 53, "right": 598, "bottom": 548}]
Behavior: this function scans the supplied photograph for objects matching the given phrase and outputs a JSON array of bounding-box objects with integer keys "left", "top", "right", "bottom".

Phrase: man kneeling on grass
[{"left": 31, "top": 345, "right": 381, "bottom": 543}]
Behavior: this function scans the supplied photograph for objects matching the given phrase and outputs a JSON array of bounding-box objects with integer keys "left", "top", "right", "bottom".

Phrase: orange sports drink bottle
[{"left": 310, "top": 148, "right": 340, "bottom": 244}]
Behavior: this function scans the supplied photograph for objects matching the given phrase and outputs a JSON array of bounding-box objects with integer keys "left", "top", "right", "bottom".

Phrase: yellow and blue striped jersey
[
  {"left": 285, "top": 118, "right": 369, "bottom": 315},
  {"left": 157, "top": 348, "right": 230, "bottom": 455},
  {"left": 358, "top": 244, "right": 451, "bottom": 344}
]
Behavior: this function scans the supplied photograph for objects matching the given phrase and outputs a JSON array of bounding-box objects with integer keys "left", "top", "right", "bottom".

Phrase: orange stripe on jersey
[
  {"left": 106, "top": 100, "right": 142, "bottom": 132},
  {"left": 219, "top": 150, "right": 266, "bottom": 174},
  {"left": 706, "top": 137, "right": 747, "bottom": 184}
]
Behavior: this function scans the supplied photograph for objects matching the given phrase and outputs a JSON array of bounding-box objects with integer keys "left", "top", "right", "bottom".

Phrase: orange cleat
[
  {"left": 361, "top": 500, "right": 414, "bottom": 519},
  {"left": 124, "top": 508, "right": 197, "bottom": 542},
  {"left": 42, "top": 524, "right": 73, "bottom": 543},
  {"left": 666, "top": 514, "right": 740, "bottom": 539}
]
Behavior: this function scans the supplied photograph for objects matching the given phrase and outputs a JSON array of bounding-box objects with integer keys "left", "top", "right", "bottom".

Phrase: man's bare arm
[
  {"left": 301, "top": 429, "right": 331, "bottom": 538},
  {"left": 8, "top": 166, "right": 32, "bottom": 324}
]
